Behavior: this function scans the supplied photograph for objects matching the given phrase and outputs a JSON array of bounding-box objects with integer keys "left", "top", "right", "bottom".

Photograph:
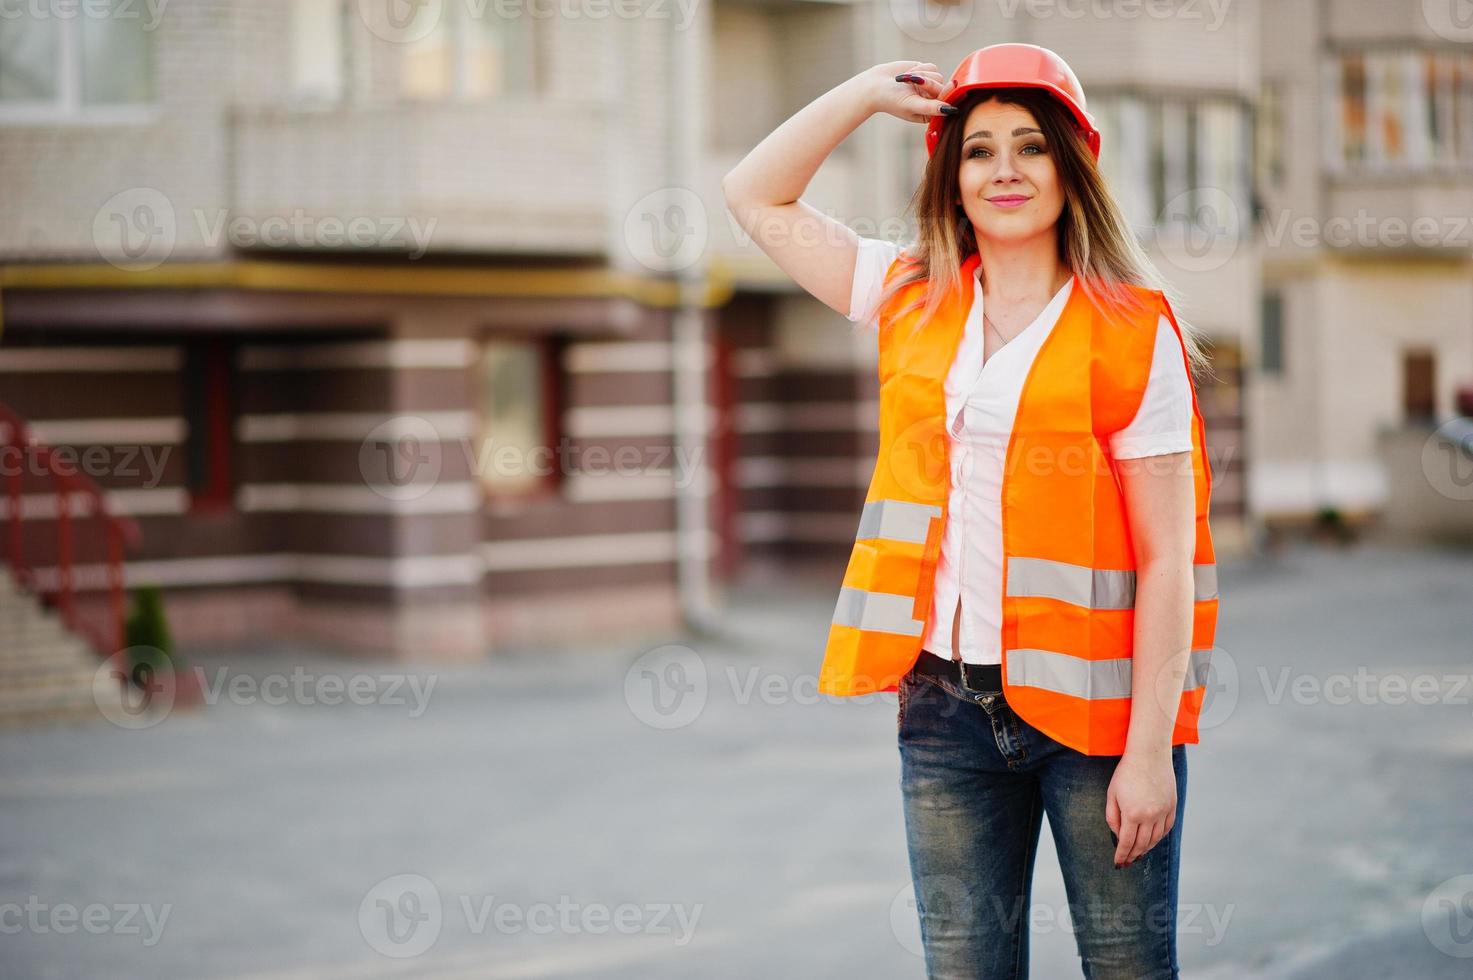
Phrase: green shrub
[{"left": 125, "top": 584, "right": 175, "bottom": 677}]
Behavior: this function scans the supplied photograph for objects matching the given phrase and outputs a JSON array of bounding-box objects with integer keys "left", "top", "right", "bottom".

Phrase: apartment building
[
  {"left": 13, "top": 0, "right": 1452, "bottom": 678},
  {"left": 1256, "top": 0, "right": 1473, "bottom": 527},
  {"left": 0, "top": 0, "right": 726, "bottom": 662}
]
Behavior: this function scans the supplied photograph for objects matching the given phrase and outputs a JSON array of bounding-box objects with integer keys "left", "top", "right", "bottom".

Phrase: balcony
[
  {"left": 1320, "top": 47, "right": 1473, "bottom": 254},
  {"left": 228, "top": 100, "right": 609, "bottom": 256},
  {"left": 1322, "top": 175, "right": 1473, "bottom": 256}
]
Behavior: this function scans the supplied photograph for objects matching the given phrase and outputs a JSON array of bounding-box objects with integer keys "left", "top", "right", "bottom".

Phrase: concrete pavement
[{"left": 1, "top": 539, "right": 1471, "bottom": 979}]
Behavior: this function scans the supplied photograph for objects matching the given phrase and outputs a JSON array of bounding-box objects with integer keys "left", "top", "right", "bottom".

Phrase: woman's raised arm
[{"left": 720, "top": 62, "right": 954, "bottom": 317}]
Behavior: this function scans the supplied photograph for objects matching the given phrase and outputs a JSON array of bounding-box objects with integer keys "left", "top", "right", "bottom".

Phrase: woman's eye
[{"left": 967, "top": 144, "right": 1045, "bottom": 158}]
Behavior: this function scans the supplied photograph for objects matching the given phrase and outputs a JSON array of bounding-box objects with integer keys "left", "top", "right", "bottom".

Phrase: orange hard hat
[{"left": 925, "top": 43, "right": 1100, "bottom": 161}]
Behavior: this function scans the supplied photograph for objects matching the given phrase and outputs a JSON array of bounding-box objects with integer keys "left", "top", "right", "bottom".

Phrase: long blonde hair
[{"left": 871, "top": 86, "right": 1213, "bottom": 382}]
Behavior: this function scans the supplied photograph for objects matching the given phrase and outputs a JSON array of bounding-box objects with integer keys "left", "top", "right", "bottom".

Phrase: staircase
[
  {"left": 0, "top": 573, "right": 126, "bottom": 726},
  {"left": 0, "top": 401, "right": 140, "bottom": 728}
]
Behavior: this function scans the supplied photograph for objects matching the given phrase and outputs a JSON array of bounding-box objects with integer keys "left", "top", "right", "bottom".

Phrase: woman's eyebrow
[{"left": 964, "top": 127, "right": 1045, "bottom": 141}]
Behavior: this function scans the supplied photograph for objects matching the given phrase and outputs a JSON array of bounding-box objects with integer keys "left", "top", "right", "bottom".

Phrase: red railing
[{"left": 1, "top": 401, "right": 142, "bottom": 656}]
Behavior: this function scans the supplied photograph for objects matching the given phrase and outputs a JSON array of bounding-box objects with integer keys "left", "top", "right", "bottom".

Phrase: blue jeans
[{"left": 897, "top": 659, "right": 1187, "bottom": 979}]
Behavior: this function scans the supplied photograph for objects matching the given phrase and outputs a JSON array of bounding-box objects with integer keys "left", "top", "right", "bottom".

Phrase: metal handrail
[{"left": 0, "top": 401, "right": 142, "bottom": 655}]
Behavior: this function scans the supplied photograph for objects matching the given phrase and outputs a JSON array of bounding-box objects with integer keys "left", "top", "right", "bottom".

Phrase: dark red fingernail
[
  {"left": 940, "top": 105, "right": 959, "bottom": 116},
  {"left": 896, "top": 73, "right": 922, "bottom": 83}
]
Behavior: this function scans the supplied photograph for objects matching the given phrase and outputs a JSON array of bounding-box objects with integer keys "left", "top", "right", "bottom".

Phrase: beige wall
[
  {"left": 1030, "top": 0, "right": 1254, "bottom": 92},
  {"left": 1252, "top": 263, "right": 1473, "bottom": 515},
  {"left": 1378, "top": 423, "right": 1473, "bottom": 544},
  {"left": 1325, "top": 0, "right": 1462, "bottom": 43}
]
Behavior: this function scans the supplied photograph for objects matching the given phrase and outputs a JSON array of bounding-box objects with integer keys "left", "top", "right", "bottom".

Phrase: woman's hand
[
  {"left": 722, "top": 62, "right": 945, "bottom": 318},
  {"left": 861, "top": 61, "right": 956, "bottom": 124},
  {"left": 1105, "top": 749, "right": 1177, "bottom": 868}
]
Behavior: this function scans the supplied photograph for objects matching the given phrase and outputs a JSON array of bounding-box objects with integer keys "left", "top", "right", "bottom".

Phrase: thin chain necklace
[
  {"left": 982, "top": 311, "right": 1020, "bottom": 349},
  {"left": 981, "top": 272, "right": 1072, "bottom": 350}
]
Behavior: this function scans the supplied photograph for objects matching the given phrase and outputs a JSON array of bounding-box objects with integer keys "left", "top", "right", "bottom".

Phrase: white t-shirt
[{"left": 846, "top": 237, "right": 1195, "bottom": 665}]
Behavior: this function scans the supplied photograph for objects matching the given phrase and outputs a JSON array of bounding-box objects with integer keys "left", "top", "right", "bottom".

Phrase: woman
[{"left": 723, "top": 44, "right": 1218, "bottom": 979}]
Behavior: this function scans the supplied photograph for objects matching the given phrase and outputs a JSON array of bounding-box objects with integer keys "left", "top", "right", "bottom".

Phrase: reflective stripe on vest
[
  {"left": 856, "top": 498, "right": 942, "bottom": 545},
  {"left": 1007, "top": 646, "right": 1214, "bottom": 700},
  {"left": 1006, "top": 556, "right": 1219, "bottom": 608},
  {"left": 832, "top": 586, "right": 928, "bottom": 636}
]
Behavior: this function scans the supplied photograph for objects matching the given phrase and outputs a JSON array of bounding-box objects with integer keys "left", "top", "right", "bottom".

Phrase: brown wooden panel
[
  {"left": 567, "top": 372, "right": 673, "bottom": 406},
  {"left": 0, "top": 372, "right": 181, "bottom": 420},
  {"left": 483, "top": 497, "right": 674, "bottom": 540},
  {"left": 774, "top": 369, "right": 866, "bottom": 403},
  {"left": 780, "top": 430, "right": 870, "bottom": 458},
  {"left": 239, "top": 439, "right": 478, "bottom": 485},
  {"left": 483, "top": 560, "right": 673, "bottom": 595},
  {"left": 239, "top": 368, "right": 437, "bottom": 414}
]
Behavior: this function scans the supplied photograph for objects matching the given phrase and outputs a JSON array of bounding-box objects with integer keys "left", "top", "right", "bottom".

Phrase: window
[
  {"left": 1325, "top": 47, "right": 1473, "bottom": 173},
  {"left": 401, "top": 3, "right": 536, "bottom": 101},
  {"left": 1255, "top": 80, "right": 1284, "bottom": 190},
  {"left": 1093, "top": 93, "right": 1251, "bottom": 232},
  {"left": 1259, "top": 290, "right": 1284, "bottom": 377},
  {"left": 291, "top": 0, "right": 356, "bottom": 104},
  {"left": 0, "top": 0, "right": 152, "bottom": 115},
  {"left": 184, "top": 340, "right": 237, "bottom": 514},
  {"left": 1094, "top": 96, "right": 1152, "bottom": 228},
  {"left": 0, "top": 13, "right": 57, "bottom": 101},
  {"left": 475, "top": 338, "right": 559, "bottom": 499},
  {"left": 1430, "top": 53, "right": 1457, "bottom": 167},
  {"left": 1403, "top": 349, "right": 1436, "bottom": 422}
]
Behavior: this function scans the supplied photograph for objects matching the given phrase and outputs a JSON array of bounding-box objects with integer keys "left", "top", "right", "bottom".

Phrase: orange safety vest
[{"left": 817, "top": 249, "right": 1219, "bottom": 756}]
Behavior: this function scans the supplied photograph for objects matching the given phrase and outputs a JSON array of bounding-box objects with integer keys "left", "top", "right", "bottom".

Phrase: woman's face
[{"left": 956, "top": 98, "right": 1065, "bottom": 248}]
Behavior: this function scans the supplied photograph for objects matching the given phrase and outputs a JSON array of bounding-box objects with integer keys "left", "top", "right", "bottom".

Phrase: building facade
[
  {"left": 10, "top": 0, "right": 1458, "bottom": 669},
  {"left": 1255, "top": 0, "right": 1473, "bottom": 527},
  {"left": 0, "top": 0, "right": 725, "bottom": 660}
]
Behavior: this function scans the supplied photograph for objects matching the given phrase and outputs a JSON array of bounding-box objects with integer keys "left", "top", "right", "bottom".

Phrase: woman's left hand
[{"left": 1105, "top": 750, "right": 1177, "bottom": 868}]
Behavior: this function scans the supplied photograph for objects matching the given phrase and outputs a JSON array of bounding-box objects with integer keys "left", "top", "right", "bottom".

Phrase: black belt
[{"left": 913, "top": 650, "right": 1003, "bottom": 694}]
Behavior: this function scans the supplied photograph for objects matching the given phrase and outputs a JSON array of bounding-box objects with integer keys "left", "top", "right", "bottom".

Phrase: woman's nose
[{"left": 993, "top": 152, "right": 1021, "bottom": 181}]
